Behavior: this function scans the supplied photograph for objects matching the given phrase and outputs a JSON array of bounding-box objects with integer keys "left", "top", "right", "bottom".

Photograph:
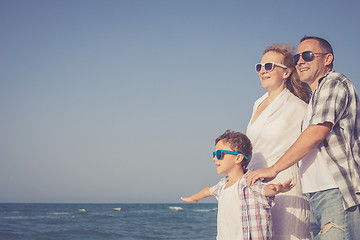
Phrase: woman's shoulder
[
  {"left": 253, "top": 92, "right": 269, "bottom": 106},
  {"left": 283, "top": 89, "right": 308, "bottom": 108},
  {"left": 271, "top": 89, "right": 308, "bottom": 122}
]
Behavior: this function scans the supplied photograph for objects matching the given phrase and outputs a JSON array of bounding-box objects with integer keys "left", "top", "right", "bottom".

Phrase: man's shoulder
[
  {"left": 316, "top": 71, "right": 353, "bottom": 96},
  {"left": 322, "top": 71, "right": 351, "bottom": 86}
]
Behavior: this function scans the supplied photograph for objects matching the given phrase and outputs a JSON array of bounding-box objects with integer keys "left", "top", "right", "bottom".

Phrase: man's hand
[{"left": 245, "top": 167, "right": 278, "bottom": 186}]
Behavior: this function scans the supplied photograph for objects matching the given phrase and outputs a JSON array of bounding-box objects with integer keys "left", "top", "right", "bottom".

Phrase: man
[{"left": 246, "top": 36, "right": 360, "bottom": 239}]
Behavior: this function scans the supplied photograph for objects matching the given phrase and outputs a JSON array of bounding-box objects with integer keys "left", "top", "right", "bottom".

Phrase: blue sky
[{"left": 1, "top": 0, "right": 360, "bottom": 203}]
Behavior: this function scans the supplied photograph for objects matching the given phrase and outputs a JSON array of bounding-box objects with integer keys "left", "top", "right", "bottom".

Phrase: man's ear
[
  {"left": 235, "top": 154, "right": 244, "bottom": 164},
  {"left": 324, "top": 53, "right": 334, "bottom": 67}
]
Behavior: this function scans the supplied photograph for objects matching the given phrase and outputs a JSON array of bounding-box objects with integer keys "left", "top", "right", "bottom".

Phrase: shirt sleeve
[
  {"left": 250, "top": 180, "right": 275, "bottom": 209},
  {"left": 310, "top": 78, "right": 349, "bottom": 127},
  {"left": 209, "top": 176, "right": 228, "bottom": 200}
]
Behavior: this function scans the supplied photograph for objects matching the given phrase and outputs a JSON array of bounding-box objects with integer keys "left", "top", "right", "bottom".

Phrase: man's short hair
[{"left": 301, "top": 36, "right": 334, "bottom": 69}]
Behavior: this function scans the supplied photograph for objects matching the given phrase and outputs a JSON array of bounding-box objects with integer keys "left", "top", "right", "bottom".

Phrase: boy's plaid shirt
[{"left": 210, "top": 176, "right": 275, "bottom": 240}]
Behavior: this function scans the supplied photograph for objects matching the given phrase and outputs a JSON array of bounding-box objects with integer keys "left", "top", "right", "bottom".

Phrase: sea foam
[
  {"left": 168, "top": 206, "right": 183, "bottom": 211},
  {"left": 193, "top": 208, "right": 217, "bottom": 212}
]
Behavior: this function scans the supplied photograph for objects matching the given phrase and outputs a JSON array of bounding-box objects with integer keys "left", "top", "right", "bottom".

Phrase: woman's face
[{"left": 258, "top": 51, "right": 288, "bottom": 93}]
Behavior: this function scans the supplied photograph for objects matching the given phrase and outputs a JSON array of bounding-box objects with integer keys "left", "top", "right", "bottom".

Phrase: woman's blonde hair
[{"left": 264, "top": 44, "right": 311, "bottom": 103}]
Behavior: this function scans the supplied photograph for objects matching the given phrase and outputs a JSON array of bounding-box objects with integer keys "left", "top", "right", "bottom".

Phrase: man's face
[{"left": 296, "top": 39, "right": 329, "bottom": 88}]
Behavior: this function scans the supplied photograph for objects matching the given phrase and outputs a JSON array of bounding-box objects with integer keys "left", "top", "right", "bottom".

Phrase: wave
[
  {"left": 48, "top": 212, "right": 70, "bottom": 215},
  {"left": 113, "top": 208, "right": 121, "bottom": 211},
  {"left": 168, "top": 206, "right": 183, "bottom": 211},
  {"left": 193, "top": 208, "right": 217, "bottom": 212},
  {"left": 2, "top": 216, "right": 26, "bottom": 219}
]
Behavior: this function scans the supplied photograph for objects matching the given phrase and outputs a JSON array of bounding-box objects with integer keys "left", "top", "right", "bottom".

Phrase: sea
[{"left": 0, "top": 203, "right": 218, "bottom": 240}]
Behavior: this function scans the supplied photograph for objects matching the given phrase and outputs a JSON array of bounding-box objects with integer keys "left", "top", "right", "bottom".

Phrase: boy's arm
[
  {"left": 181, "top": 186, "right": 212, "bottom": 203},
  {"left": 264, "top": 178, "right": 295, "bottom": 197}
]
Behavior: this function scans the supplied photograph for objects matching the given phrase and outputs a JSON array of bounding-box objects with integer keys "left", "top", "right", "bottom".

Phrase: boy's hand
[
  {"left": 267, "top": 178, "right": 295, "bottom": 194},
  {"left": 181, "top": 197, "right": 198, "bottom": 203}
]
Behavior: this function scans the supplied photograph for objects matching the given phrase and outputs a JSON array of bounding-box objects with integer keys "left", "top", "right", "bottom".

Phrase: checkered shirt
[
  {"left": 307, "top": 71, "right": 360, "bottom": 210},
  {"left": 210, "top": 176, "right": 274, "bottom": 240}
]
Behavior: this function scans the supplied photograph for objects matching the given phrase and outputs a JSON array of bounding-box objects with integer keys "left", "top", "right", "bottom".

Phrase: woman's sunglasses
[
  {"left": 294, "top": 51, "right": 330, "bottom": 65},
  {"left": 255, "top": 62, "right": 288, "bottom": 73},
  {"left": 213, "top": 150, "right": 248, "bottom": 160}
]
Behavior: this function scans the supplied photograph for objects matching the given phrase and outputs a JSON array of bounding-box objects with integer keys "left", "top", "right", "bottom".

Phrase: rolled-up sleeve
[
  {"left": 250, "top": 181, "right": 275, "bottom": 209},
  {"left": 210, "top": 176, "right": 228, "bottom": 200},
  {"left": 310, "top": 79, "right": 348, "bottom": 127}
]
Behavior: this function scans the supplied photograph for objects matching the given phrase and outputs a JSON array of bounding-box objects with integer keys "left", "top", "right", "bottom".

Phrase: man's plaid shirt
[{"left": 306, "top": 71, "right": 360, "bottom": 210}]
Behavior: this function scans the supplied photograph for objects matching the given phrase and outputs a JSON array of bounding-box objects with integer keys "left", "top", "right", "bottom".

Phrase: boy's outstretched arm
[
  {"left": 181, "top": 186, "right": 212, "bottom": 203},
  {"left": 264, "top": 178, "right": 295, "bottom": 197}
]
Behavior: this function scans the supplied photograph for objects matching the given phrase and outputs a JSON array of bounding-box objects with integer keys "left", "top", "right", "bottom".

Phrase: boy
[{"left": 181, "top": 130, "right": 294, "bottom": 240}]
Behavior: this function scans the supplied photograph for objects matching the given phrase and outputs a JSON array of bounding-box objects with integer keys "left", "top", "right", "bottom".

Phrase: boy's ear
[{"left": 235, "top": 154, "right": 244, "bottom": 164}]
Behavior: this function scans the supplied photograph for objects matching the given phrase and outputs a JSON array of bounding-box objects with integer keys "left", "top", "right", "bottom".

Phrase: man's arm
[
  {"left": 246, "top": 122, "right": 332, "bottom": 186},
  {"left": 181, "top": 186, "right": 212, "bottom": 203}
]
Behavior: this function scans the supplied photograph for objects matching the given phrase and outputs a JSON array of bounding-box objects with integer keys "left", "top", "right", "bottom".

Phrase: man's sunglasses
[
  {"left": 255, "top": 62, "right": 288, "bottom": 73},
  {"left": 294, "top": 51, "right": 330, "bottom": 65},
  {"left": 213, "top": 150, "right": 248, "bottom": 160}
]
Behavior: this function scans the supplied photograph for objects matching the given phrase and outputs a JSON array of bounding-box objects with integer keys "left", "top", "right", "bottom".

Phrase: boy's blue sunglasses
[{"left": 213, "top": 150, "right": 248, "bottom": 160}]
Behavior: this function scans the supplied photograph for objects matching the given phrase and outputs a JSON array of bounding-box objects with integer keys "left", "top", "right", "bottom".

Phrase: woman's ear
[{"left": 283, "top": 68, "right": 291, "bottom": 79}]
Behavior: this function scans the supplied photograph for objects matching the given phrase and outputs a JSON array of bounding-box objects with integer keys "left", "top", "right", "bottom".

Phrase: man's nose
[{"left": 297, "top": 55, "right": 306, "bottom": 65}]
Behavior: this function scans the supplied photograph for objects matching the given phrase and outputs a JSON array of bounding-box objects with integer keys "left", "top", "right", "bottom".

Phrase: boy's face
[{"left": 213, "top": 140, "right": 240, "bottom": 175}]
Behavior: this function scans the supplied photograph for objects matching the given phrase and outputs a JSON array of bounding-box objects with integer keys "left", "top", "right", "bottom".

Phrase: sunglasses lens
[
  {"left": 303, "top": 51, "right": 314, "bottom": 61},
  {"left": 294, "top": 54, "right": 300, "bottom": 65},
  {"left": 216, "top": 151, "right": 223, "bottom": 160},
  {"left": 255, "top": 64, "right": 261, "bottom": 72},
  {"left": 294, "top": 51, "right": 315, "bottom": 65},
  {"left": 264, "top": 63, "right": 274, "bottom": 71}
]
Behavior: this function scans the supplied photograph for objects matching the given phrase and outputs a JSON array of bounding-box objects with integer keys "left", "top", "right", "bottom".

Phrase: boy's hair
[{"left": 215, "top": 130, "right": 253, "bottom": 172}]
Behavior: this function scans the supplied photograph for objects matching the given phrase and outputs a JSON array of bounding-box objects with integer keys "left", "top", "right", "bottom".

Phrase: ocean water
[{"left": 0, "top": 203, "right": 217, "bottom": 240}]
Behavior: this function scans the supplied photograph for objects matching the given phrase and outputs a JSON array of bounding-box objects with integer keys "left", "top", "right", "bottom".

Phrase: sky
[{"left": 1, "top": 0, "right": 360, "bottom": 203}]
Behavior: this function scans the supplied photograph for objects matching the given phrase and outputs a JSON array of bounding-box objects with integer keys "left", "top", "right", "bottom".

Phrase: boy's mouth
[{"left": 215, "top": 164, "right": 220, "bottom": 168}]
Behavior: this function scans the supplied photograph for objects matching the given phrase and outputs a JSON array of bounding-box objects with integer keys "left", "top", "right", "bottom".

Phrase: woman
[{"left": 246, "top": 44, "right": 311, "bottom": 239}]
